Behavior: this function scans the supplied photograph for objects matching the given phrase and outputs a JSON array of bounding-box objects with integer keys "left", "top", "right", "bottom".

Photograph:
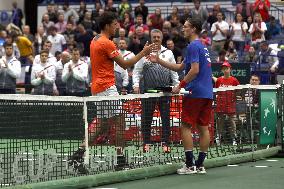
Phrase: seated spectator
[
  {"left": 265, "top": 16, "right": 281, "bottom": 40},
  {"left": 216, "top": 49, "right": 228, "bottom": 63},
  {"left": 257, "top": 41, "right": 278, "bottom": 72},
  {"left": 128, "top": 26, "right": 150, "bottom": 55},
  {"left": 147, "top": 8, "right": 164, "bottom": 31},
  {"left": 161, "top": 21, "right": 172, "bottom": 46},
  {"left": 113, "top": 28, "right": 129, "bottom": 46},
  {"left": 200, "top": 30, "right": 211, "bottom": 47},
  {"left": 244, "top": 46, "right": 258, "bottom": 63},
  {"left": 22, "top": 25, "right": 34, "bottom": 42},
  {"left": 225, "top": 40, "right": 239, "bottom": 63},
  {"left": 54, "top": 13, "right": 67, "bottom": 34},
  {"left": 120, "top": 11, "right": 134, "bottom": 35},
  {"left": 128, "top": 14, "right": 149, "bottom": 37}
]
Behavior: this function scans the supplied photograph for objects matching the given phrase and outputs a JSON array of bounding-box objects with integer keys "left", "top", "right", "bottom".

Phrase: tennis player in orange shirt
[{"left": 68, "top": 11, "right": 155, "bottom": 172}]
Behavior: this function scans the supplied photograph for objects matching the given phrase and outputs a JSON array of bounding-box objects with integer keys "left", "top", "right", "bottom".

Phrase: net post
[{"left": 83, "top": 98, "right": 89, "bottom": 165}]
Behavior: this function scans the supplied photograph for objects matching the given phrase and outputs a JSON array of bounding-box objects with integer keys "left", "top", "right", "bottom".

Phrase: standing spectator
[
  {"left": 133, "top": 29, "right": 179, "bottom": 153},
  {"left": 77, "top": 1, "right": 88, "bottom": 23},
  {"left": 55, "top": 13, "right": 67, "bottom": 34},
  {"left": 118, "top": 0, "right": 132, "bottom": 20},
  {"left": 231, "top": 13, "right": 248, "bottom": 57},
  {"left": 249, "top": 13, "right": 267, "bottom": 48},
  {"left": 105, "top": 0, "right": 117, "bottom": 14},
  {"left": 207, "top": 4, "right": 220, "bottom": 29},
  {"left": 0, "top": 43, "right": 21, "bottom": 94},
  {"left": 62, "top": 2, "right": 79, "bottom": 23},
  {"left": 180, "top": 6, "right": 191, "bottom": 25},
  {"left": 41, "top": 14, "right": 55, "bottom": 34},
  {"left": 190, "top": 0, "right": 208, "bottom": 29},
  {"left": 236, "top": 0, "right": 253, "bottom": 22},
  {"left": 114, "top": 39, "right": 134, "bottom": 94},
  {"left": 147, "top": 8, "right": 164, "bottom": 31},
  {"left": 214, "top": 62, "right": 240, "bottom": 145},
  {"left": 54, "top": 51, "right": 70, "bottom": 96},
  {"left": 134, "top": 0, "right": 148, "bottom": 24},
  {"left": 75, "top": 24, "right": 94, "bottom": 57},
  {"left": 253, "top": 0, "right": 270, "bottom": 22},
  {"left": 80, "top": 11, "right": 99, "bottom": 32},
  {"left": 31, "top": 50, "right": 56, "bottom": 95},
  {"left": 62, "top": 48, "right": 88, "bottom": 97},
  {"left": 22, "top": 25, "right": 34, "bottom": 43},
  {"left": 211, "top": 12, "right": 229, "bottom": 53},
  {"left": 47, "top": 26, "right": 66, "bottom": 56},
  {"left": 11, "top": 2, "right": 24, "bottom": 30},
  {"left": 45, "top": 3, "right": 58, "bottom": 23},
  {"left": 33, "top": 40, "right": 57, "bottom": 66},
  {"left": 62, "top": 22, "right": 76, "bottom": 45}
]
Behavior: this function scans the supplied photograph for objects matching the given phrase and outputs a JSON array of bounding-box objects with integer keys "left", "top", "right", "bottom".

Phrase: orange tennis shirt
[{"left": 90, "top": 35, "right": 120, "bottom": 94}]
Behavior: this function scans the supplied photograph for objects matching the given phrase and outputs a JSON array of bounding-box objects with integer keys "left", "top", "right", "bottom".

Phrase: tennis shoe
[
  {"left": 177, "top": 164, "right": 197, "bottom": 175},
  {"left": 196, "top": 166, "right": 206, "bottom": 174}
]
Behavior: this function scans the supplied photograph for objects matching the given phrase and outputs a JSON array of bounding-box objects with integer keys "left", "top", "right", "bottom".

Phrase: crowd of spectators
[{"left": 0, "top": 0, "right": 284, "bottom": 96}]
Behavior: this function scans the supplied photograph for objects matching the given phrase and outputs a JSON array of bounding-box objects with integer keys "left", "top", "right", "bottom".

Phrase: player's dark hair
[
  {"left": 3, "top": 42, "right": 13, "bottom": 48},
  {"left": 186, "top": 17, "right": 202, "bottom": 34},
  {"left": 98, "top": 11, "right": 117, "bottom": 31}
]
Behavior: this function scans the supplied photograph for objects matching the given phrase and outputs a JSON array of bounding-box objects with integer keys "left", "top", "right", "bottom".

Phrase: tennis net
[{"left": 0, "top": 84, "right": 282, "bottom": 188}]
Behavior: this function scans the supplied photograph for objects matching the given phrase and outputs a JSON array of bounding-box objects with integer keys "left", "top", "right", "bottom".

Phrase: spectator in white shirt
[
  {"left": 0, "top": 43, "right": 21, "bottom": 94},
  {"left": 62, "top": 48, "right": 88, "bottom": 96},
  {"left": 47, "top": 26, "right": 67, "bottom": 55},
  {"left": 230, "top": 13, "right": 248, "bottom": 57},
  {"left": 31, "top": 50, "right": 56, "bottom": 95},
  {"left": 211, "top": 12, "right": 229, "bottom": 53}
]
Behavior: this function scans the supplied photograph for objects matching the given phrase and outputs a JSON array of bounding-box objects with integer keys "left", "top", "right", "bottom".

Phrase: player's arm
[{"left": 113, "top": 42, "right": 155, "bottom": 69}]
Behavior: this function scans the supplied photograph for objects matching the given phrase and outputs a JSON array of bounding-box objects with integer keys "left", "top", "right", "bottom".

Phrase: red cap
[{"left": 221, "top": 61, "right": 231, "bottom": 68}]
